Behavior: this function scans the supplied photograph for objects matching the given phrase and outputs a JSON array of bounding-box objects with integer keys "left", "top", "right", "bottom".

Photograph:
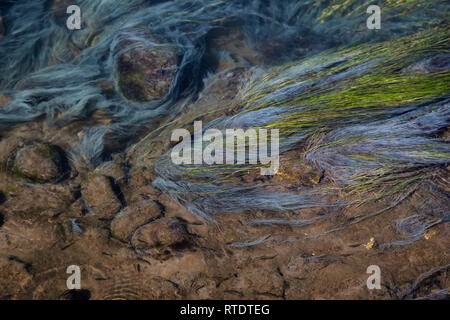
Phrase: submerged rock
[
  {"left": 111, "top": 200, "right": 162, "bottom": 242},
  {"left": 94, "top": 160, "right": 126, "bottom": 184},
  {"left": 81, "top": 174, "right": 122, "bottom": 219},
  {"left": 205, "top": 27, "right": 261, "bottom": 70},
  {"left": 115, "top": 29, "right": 179, "bottom": 102},
  {"left": 13, "top": 143, "right": 63, "bottom": 182},
  {"left": 132, "top": 217, "right": 189, "bottom": 251},
  {"left": 2, "top": 182, "right": 75, "bottom": 216}
]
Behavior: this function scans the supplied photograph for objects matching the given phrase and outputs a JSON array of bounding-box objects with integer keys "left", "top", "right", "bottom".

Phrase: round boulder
[
  {"left": 13, "top": 143, "right": 63, "bottom": 182},
  {"left": 132, "top": 217, "right": 189, "bottom": 251},
  {"left": 115, "top": 29, "right": 179, "bottom": 102}
]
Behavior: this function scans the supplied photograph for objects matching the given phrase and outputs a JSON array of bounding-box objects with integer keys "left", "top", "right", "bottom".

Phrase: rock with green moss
[
  {"left": 13, "top": 143, "right": 63, "bottom": 182},
  {"left": 115, "top": 29, "right": 179, "bottom": 102}
]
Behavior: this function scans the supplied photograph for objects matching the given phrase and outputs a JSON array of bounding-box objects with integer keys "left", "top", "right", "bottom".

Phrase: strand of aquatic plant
[{"left": 154, "top": 28, "right": 449, "bottom": 223}]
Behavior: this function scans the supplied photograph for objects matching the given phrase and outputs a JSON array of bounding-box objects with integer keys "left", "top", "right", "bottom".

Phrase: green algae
[{"left": 152, "top": 26, "right": 449, "bottom": 218}]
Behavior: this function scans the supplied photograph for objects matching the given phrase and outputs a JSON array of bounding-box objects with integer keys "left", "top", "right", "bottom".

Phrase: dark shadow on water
[{"left": 60, "top": 289, "right": 91, "bottom": 300}]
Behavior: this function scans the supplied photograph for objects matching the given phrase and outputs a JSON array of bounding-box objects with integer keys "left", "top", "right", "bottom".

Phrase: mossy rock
[
  {"left": 13, "top": 143, "right": 63, "bottom": 182},
  {"left": 115, "top": 29, "right": 179, "bottom": 102}
]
